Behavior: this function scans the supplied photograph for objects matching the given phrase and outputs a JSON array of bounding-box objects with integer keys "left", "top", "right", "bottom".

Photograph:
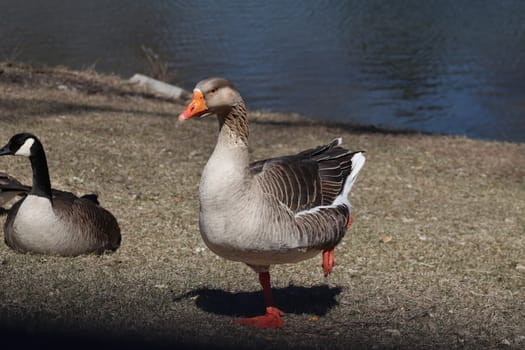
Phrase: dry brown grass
[{"left": 0, "top": 62, "right": 524, "bottom": 349}]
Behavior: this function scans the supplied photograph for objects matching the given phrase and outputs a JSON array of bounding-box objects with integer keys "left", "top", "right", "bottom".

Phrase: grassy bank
[{"left": 0, "top": 62, "right": 524, "bottom": 349}]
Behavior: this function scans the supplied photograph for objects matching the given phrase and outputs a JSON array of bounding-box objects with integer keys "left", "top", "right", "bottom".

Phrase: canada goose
[
  {"left": 179, "top": 78, "right": 365, "bottom": 328},
  {"left": 0, "top": 133, "right": 121, "bottom": 256}
]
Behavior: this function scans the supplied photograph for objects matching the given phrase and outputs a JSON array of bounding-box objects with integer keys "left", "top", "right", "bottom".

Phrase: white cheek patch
[{"left": 14, "top": 138, "right": 35, "bottom": 157}]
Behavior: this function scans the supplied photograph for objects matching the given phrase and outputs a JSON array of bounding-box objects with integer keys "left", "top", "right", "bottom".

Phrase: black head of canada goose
[
  {"left": 179, "top": 77, "right": 366, "bottom": 328},
  {"left": 0, "top": 133, "right": 121, "bottom": 256}
]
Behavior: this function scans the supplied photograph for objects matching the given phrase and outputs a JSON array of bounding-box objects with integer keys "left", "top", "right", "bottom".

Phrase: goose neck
[
  {"left": 28, "top": 144, "right": 53, "bottom": 199},
  {"left": 217, "top": 102, "right": 249, "bottom": 147}
]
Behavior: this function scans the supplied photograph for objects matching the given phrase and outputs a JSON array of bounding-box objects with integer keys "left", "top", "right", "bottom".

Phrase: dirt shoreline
[{"left": 0, "top": 62, "right": 524, "bottom": 349}]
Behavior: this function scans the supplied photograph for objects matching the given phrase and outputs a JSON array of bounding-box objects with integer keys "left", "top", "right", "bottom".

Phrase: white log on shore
[{"left": 129, "top": 74, "right": 191, "bottom": 101}]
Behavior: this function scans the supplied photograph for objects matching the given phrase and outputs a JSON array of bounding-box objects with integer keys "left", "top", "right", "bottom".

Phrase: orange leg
[
  {"left": 322, "top": 215, "right": 353, "bottom": 276},
  {"left": 346, "top": 213, "right": 353, "bottom": 228},
  {"left": 234, "top": 272, "right": 284, "bottom": 328},
  {"left": 322, "top": 249, "right": 335, "bottom": 276}
]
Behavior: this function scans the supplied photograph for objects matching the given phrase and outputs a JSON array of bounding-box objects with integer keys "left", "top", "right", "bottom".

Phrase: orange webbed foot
[{"left": 234, "top": 306, "right": 284, "bottom": 329}]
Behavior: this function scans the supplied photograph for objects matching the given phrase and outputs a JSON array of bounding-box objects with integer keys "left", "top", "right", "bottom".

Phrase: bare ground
[{"left": 0, "top": 62, "right": 524, "bottom": 349}]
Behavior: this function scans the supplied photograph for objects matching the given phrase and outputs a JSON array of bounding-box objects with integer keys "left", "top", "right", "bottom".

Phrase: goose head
[
  {"left": 0, "top": 133, "right": 41, "bottom": 158},
  {"left": 179, "top": 77, "right": 243, "bottom": 120}
]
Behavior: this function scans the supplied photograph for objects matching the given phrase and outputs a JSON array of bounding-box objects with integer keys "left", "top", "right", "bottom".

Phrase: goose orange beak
[{"left": 178, "top": 89, "right": 208, "bottom": 120}]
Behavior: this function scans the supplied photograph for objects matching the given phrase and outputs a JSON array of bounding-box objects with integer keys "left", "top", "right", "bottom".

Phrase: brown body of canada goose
[
  {"left": 0, "top": 133, "right": 121, "bottom": 256},
  {"left": 179, "top": 77, "right": 366, "bottom": 328}
]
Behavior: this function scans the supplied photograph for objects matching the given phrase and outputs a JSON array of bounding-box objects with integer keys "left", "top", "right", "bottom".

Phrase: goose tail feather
[{"left": 333, "top": 151, "right": 365, "bottom": 206}]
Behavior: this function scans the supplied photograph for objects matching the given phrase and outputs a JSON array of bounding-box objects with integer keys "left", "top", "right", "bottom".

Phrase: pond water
[{"left": 1, "top": 0, "right": 525, "bottom": 142}]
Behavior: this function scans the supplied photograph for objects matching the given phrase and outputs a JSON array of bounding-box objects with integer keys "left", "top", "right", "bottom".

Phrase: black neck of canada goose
[{"left": 27, "top": 139, "right": 53, "bottom": 200}]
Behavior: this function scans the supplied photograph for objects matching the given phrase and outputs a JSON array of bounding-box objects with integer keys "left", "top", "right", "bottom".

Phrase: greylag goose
[
  {"left": 0, "top": 172, "right": 27, "bottom": 210},
  {"left": 179, "top": 77, "right": 365, "bottom": 328},
  {"left": 0, "top": 133, "right": 121, "bottom": 256}
]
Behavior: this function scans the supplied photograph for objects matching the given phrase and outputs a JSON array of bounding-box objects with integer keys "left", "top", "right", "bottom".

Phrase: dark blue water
[{"left": 1, "top": 0, "right": 525, "bottom": 142}]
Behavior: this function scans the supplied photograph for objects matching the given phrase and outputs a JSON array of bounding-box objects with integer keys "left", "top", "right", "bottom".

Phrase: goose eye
[{"left": 209, "top": 88, "right": 217, "bottom": 94}]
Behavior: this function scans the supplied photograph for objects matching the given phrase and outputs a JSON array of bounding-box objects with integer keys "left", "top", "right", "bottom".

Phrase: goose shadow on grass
[{"left": 175, "top": 284, "right": 342, "bottom": 318}]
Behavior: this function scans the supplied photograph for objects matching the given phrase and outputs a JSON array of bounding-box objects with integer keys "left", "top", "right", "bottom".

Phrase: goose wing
[
  {"left": 250, "top": 139, "right": 356, "bottom": 213},
  {"left": 52, "top": 192, "right": 121, "bottom": 252},
  {"left": 0, "top": 175, "right": 29, "bottom": 208}
]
